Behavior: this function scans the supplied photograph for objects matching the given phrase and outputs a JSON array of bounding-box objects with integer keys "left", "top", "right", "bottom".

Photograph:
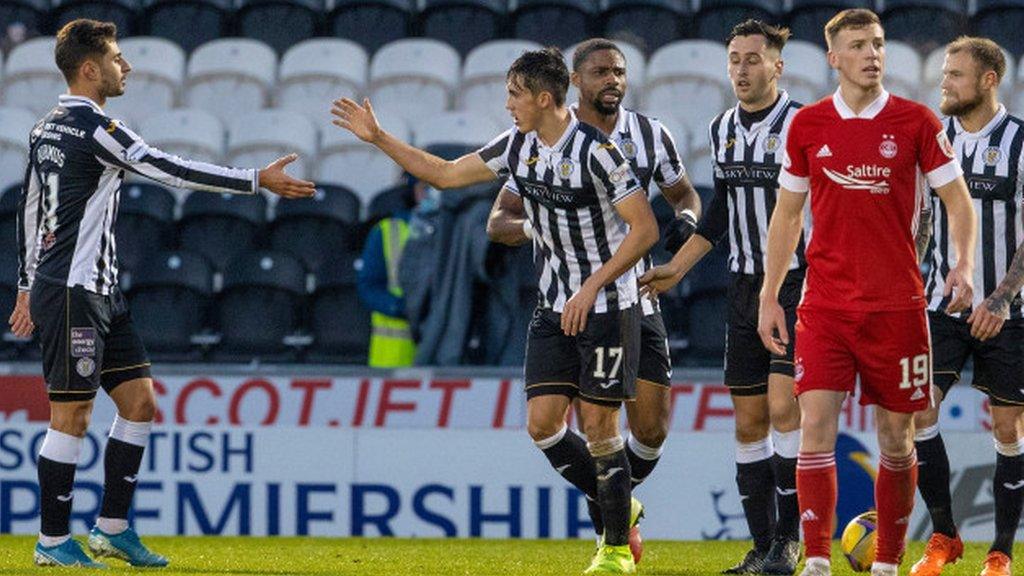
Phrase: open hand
[
  {"left": 331, "top": 97, "right": 383, "bottom": 144},
  {"left": 258, "top": 154, "right": 316, "bottom": 199}
]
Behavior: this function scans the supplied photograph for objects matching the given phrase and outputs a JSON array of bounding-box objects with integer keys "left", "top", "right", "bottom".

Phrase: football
[{"left": 841, "top": 511, "right": 878, "bottom": 572}]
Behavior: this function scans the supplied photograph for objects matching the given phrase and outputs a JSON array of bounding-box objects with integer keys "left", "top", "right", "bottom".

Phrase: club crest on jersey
[
  {"left": 984, "top": 146, "right": 1002, "bottom": 166},
  {"left": 763, "top": 134, "right": 781, "bottom": 153},
  {"left": 617, "top": 138, "right": 637, "bottom": 159},
  {"left": 76, "top": 357, "right": 95, "bottom": 378},
  {"left": 937, "top": 131, "right": 955, "bottom": 159},
  {"left": 879, "top": 134, "right": 898, "bottom": 159},
  {"left": 557, "top": 157, "right": 575, "bottom": 178}
]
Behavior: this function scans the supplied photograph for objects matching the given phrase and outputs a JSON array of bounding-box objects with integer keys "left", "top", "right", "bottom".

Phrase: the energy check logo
[{"left": 822, "top": 164, "right": 892, "bottom": 194}]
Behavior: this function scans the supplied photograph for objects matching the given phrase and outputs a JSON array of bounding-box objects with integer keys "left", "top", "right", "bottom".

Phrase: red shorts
[{"left": 793, "top": 307, "right": 931, "bottom": 413}]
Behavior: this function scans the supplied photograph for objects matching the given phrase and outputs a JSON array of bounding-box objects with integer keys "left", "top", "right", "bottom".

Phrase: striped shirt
[
  {"left": 18, "top": 95, "right": 256, "bottom": 295},
  {"left": 478, "top": 112, "right": 644, "bottom": 313},
  {"left": 700, "top": 91, "right": 806, "bottom": 275},
  {"left": 926, "top": 105, "right": 1024, "bottom": 319}
]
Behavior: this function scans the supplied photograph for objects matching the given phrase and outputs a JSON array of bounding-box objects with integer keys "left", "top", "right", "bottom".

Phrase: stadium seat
[
  {"left": 973, "top": 0, "right": 1024, "bottom": 58},
  {"left": 0, "top": 184, "right": 20, "bottom": 259},
  {"left": 1, "top": 37, "right": 63, "bottom": 118},
  {"left": 779, "top": 40, "right": 829, "bottom": 105},
  {"left": 694, "top": 0, "right": 778, "bottom": 42},
  {"left": 645, "top": 40, "right": 730, "bottom": 136},
  {"left": 104, "top": 37, "right": 185, "bottom": 128},
  {"left": 1013, "top": 58, "right": 1024, "bottom": 116},
  {"left": 178, "top": 190, "right": 267, "bottom": 271},
  {"left": 269, "top": 184, "right": 361, "bottom": 271},
  {"left": 786, "top": 0, "right": 874, "bottom": 47},
  {"left": 600, "top": 0, "right": 690, "bottom": 55},
  {"left": 648, "top": 113, "right": 691, "bottom": 162},
  {"left": 125, "top": 250, "right": 213, "bottom": 360},
  {"left": 0, "top": 249, "right": 22, "bottom": 359},
  {"left": 114, "top": 182, "right": 177, "bottom": 272},
  {"left": 138, "top": 108, "right": 226, "bottom": 168},
  {"left": 510, "top": 0, "right": 595, "bottom": 48},
  {"left": 564, "top": 40, "right": 646, "bottom": 110},
  {"left": 277, "top": 38, "right": 368, "bottom": 125},
  {"left": 0, "top": 107, "right": 35, "bottom": 190},
  {"left": 306, "top": 254, "right": 370, "bottom": 363},
  {"left": 411, "top": 111, "right": 502, "bottom": 149},
  {"left": 0, "top": 0, "right": 49, "bottom": 38},
  {"left": 214, "top": 250, "right": 308, "bottom": 361},
  {"left": 365, "top": 183, "right": 410, "bottom": 224},
  {"left": 236, "top": 0, "right": 324, "bottom": 56},
  {"left": 460, "top": 39, "right": 543, "bottom": 124},
  {"left": 686, "top": 154, "right": 715, "bottom": 188},
  {"left": 227, "top": 110, "right": 318, "bottom": 188},
  {"left": 882, "top": 0, "right": 965, "bottom": 54},
  {"left": 327, "top": 0, "right": 414, "bottom": 54},
  {"left": 649, "top": 192, "right": 677, "bottom": 265},
  {"left": 424, "top": 143, "right": 499, "bottom": 206},
  {"left": 317, "top": 107, "right": 410, "bottom": 202},
  {"left": 50, "top": 0, "right": 140, "bottom": 37},
  {"left": 143, "top": 0, "right": 232, "bottom": 53},
  {"left": 369, "top": 39, "right": 460, "bottom": 125},
  {"left": 185, "top": 38, "right": 277, "bottom": 127},
  {"left": 884, "top": 40, "right": 923, "bottom": 100},
  {"left": 683, "top": 240, "right": 729, "bottom": 362},
  {"left": 420, "top": 0, "right": 506, "bottom": 56}
]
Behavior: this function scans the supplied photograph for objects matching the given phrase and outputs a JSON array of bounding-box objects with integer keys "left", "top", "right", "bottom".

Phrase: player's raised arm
[
  {"left": 758, "top": 187, "right": 806, "bottom": 355},
  {"left": 932, "top": 174, "right": 977, "bottom": 316},
  {"left": 331, "top": 97, "right": 496, "bottom": 190},
  {"left": 486, "top": 182, "right": 531, "bottom": 246}
]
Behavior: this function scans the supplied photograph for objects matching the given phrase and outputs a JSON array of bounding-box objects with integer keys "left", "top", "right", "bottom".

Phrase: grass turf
[{"left": 0, "top": 536, "right": 1017, "bottom": 575}]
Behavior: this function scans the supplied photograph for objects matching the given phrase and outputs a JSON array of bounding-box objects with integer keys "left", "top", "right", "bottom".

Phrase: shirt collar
[
  {"left": 58, "top": 94, "right": 103, "bottom": 114},
  {"left": 952, "top": 104, "right": 1007, "bottom": 140},
  {"left": 832, "top": 88, "right": 889, "bottom": 120},
  {"left": 733, "top": 90, "right": 791, "bottom": 134},
  {"left": 537, "top": 108, "right": 579, "bottom": 154}
]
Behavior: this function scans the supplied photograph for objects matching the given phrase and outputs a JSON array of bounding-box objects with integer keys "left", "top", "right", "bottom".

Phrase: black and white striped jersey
[
  {"left": 18, "top": 95, "right": 256, "bottom": 295},
  {"left": 478, "top": 112, "right": 644, "bottom": 313},
  {"left": 700, "top": 91, "right": 806, "bottom": 275},
  {"left": 926, "top": 105, "right": 1024, "bottom": 319}
]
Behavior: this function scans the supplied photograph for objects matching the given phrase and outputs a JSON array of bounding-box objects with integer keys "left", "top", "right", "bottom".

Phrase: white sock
[
  {"left": 97, "top": 517, "right": 128, "bottom": 535},
  {"left": 38, "top": 533, "right": 70, "bottom": 547}
]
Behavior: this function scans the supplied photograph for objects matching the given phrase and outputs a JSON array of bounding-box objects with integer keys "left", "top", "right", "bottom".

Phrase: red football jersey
[{"left": 779, "top": 90, "right": 961, "bottom": 312}]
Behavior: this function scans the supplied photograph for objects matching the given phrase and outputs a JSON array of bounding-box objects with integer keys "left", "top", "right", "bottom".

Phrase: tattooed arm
[
  {"left": 968, "top": 238, "right": 1024, "bottom": 341},
  {"left": 915, "top": 202, "right": 933, "bottom": 265}
]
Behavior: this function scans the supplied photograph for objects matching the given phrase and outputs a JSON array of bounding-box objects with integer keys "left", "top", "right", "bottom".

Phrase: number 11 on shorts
[{"left": 899, "top": 353, "right": 929, "bottom": 389}]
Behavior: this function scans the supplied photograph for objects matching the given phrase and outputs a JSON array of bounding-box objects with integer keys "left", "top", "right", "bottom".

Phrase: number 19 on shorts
[{"left": 899, "top": 353, "right": 930, "bottom": 389}]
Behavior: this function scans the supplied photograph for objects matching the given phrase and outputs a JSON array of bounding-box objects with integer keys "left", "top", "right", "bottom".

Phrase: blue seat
[
  {"left": 0, "top": 184, "right": 20, "bottom": 259},
  {"left": 420, "top": 0, "right": 506, "bottom": 56},
  {"left": 883, "top": 0, "right": 965, "bottom": 53},
  {"left": 424, "top": 144, "right": 499, "bottom": 208},
  {"left": 51, "top": 0, "right": 140, "bottom": 35},
  {"left": 601, "top": 0, "right": 690, "bottom": 54},
  {"left": 694, "top": 0, "right": 779, "bottom": 42},
  {"left": 650, "top": 193, "right": 677, "bottom": 266},
  {"left": 510, "top": 0, "right": 595, "bottom": 48},
  {"left": 114, "top": 182, "right": 176, "bottom": 273},
  {"left": 366, "top": 183, "right": 411, "bottom": 225},
  {"left": 306, "top": 254, "right": 370, "bottom": 363},
  {"left": 972, "top": 0, "right": 1024, "bottom": 57},
  {"left": 328, "top": 0, "right": 414, "bottom": 54},
  {"left": 125, "top": 250, "right": 213, "bottom": 360},
  {"left": 787, "top": 0, "right": 874, "bottom": 47},
  {"left": 270, "top": 184, "right": 361, "bottom": 271},
  {"left": 143, "top": 0, "right": 232, "bottom": 53},
  {"left": 685, "top": 291, "right": 727, "bottom": 364},
  {"left": 236, "top": 0, "right": 324, "bottom": 55},
  {"left": 0, "top": 0, "right": 49, "bottom": 36},
  {"left": 178, "top": 191, "right": 267, "bottom": 271},
  {"left": 214, "top": 250, "right": 308, "bottom": 361},
  {"left": 0, "top": 250, "right": 22, "bottom": 359}
]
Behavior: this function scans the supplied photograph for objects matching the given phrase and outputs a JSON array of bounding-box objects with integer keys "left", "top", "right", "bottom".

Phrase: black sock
[
  {"left": 772, "top": 454, "right": 799, "bottom": 541},
  {"left": 586, "top": 497, "right": 604, "bottom": 537},
  {"left": 992, "top": 452, "right": 1024, "bottom": 557},
  {"left": 915, "top": 433, "right": 957, "bottom": 537},
  {"left": 593, "top": 448, "right": 632, "bottom": 546},
  {"left": 538, "top": 427, "right": 597, "bottom": 498},
  {"left": 38, "top": 456, "right": 77, "bottom": 537},
  {"left": 100, "top": 437, "right": 146, "bottom": 521},
  {"left": 625, "top": 437, "right": 662, "bottom": 489},
  {"left": 737, "top": 458, "right": 776, "bottom": 552}
]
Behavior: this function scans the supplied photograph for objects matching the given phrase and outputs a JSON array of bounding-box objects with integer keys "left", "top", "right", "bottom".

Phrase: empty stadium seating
[
  {"left": 236, "top": 0, "right": 323, "bottom": 56},
  {"left": 420, "top": 0, "right": 506, "bottom": 56},
  {"left": 2, "top": 37, "right": 63, "bottom": 117},
  {"left": 307, "top": 254, "right": 371, "bottom": 363},
  {"left": 646, "top": 40, "right": 730, "bottom": 137},
  {"left": 883, "top": 0, "right": 966, "bottom": 55},
  {"left": 327, "top": 0, "right": 414, "bottom": 54},
  {"left": 269, "top": 184, "right": 362, "bottom": 271},
  {"left": 185, "top": 38, "right": 277, "bottom": 127},
  {"left": 105, "top": 36, "right": 185, "bottom": 127},
  {"left": 510, "top": 0, "right": 595, "bottom": 48},
  {"left": 178, "top": 190, "right": 267, "bottom": 271},
  {"left": 601, "top": 0, "right": 690, "bottom": 55},
  {"left": 460, "top": 39, "right": 542, "bottom": 124},
  {"left": 0, "top": 107, "right": 34, "bottom": 190},
  {"left": 144, "top": 0, "right": 232, "bottom": 53},
  {"left": 276, "top": 38, "right": 368, "bottom": 125},
  {"left": 0, "top": 184, "right": 20, "bottom": 258},
  {"left": 368, "top": 38, "right": 461, "bottom": 125},
  {"left": 114, "top": 182, "right": 177, "bottom": 272}
]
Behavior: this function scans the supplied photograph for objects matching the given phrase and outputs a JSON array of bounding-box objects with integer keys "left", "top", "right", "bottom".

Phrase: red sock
[
  {"left": 797, "top": 451, "right": 836, "bottom": 561},
  {"left": 875, "top": 451, "right": 917, "bottom": 564}
]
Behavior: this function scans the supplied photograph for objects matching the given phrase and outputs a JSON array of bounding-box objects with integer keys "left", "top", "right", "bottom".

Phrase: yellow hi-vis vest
[{"left": 369, "top": 217, "right": 416, "bottom": 367}]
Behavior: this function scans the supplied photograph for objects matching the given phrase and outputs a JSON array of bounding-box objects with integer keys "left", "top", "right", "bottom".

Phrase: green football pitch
[{"left": 0, "top": 536, "right": 1016, "bottom": 575}]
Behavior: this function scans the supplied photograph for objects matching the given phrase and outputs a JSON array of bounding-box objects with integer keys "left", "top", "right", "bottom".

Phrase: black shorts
[
  {"left": 524, "top": 304, "right": 641, "bottom": 407},
  {"left": 31, "top": 280, "right": 151, "bottom": 402},
  {"left": 724, "top": 270, "right": 803, "bottom": 396},
  {"left": 638, "top": 312, "right": 671, "bottom": 387},
  {"left": 929, "top": 311, "right": 1024, "bottom": 406}
]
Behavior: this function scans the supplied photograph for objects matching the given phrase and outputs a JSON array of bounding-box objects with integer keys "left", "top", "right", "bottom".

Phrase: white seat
[
  {"left": 104, "top": 37, "right": 185, "bottom": 127},
  {"left": 646, "top": 41, "right": 729, "bottom": 135},
  {"left": 277, "top": 39, "right": 368, "bottom": 125},
  {"left": 411, "top": 111, "right": 502, "bottom": 149},
  {"left": 2, "top": 37, "right": 63, "bottom": 117},
  {"left": 227, "top": 110, "right": 318, "bottom": 183},
  {"left": 185, "top": 39, "right": 277, "bottom": 126},
  {"left": 0, "top": 107, "right": 37, "bottom": 189},
  {"left": 461, "top": 40, "right": 542, "bottom": 123},
  {"left": 779, "top": 40, "right": 828, "bottom": 105},
  {"left": 139, "top": 109, "right": 225, "bottom": 163},
  {"left": 686, "top": 152, "right": 715, "bottom": 189},
  {"left": 369, "top": 39, "right": 460, "bottom": 125},
  {"left": 564, "top": 40, "right": 647, "bottom": 109},
  {"left": 318, "top": 112, "right": 410, "bottom": 203},
  {"left": 884, "top": 40, "right": 922, "bottom": 100}
]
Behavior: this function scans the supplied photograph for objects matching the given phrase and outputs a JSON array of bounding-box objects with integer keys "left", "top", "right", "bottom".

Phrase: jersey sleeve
[
  {"left": 651, "top": 119, "right": 686, "bottom": 187},
  {"left": 16, "top": 161, "right": 41, "bottom": 291},
  {"left": 503, "top": 175, "right": 520, "bottom": 196},
  {"left": 589, "top": 139, "right": 643, "bottom": 204},
  {"left": 917, "top": 108, "right": 962, "bottom": 189},
  {"left": 476, "top": 128, "right": 514, "bottom": 178},
  {"left": 777, "top": 111, "right": 810, "bottom": 193},
  {"left": 90, "top": 118, "right": 257, "bottom": 194}
]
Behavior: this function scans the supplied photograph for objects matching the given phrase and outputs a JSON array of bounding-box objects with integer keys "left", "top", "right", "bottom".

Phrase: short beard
[
  {"left": 940, "top": 88, "right": 984, "bottom": 118},
  {"left": 590, "top": 94, "right": 620, "bottom": 116},
  {"left": 100, "top": 76, "right": 124, "bottom": 99}
]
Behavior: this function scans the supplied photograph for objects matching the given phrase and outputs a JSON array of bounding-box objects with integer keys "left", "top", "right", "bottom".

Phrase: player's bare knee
[
  {"left": 991, "top": 417, "right": 1021, "bottom": 446},
  {"left": 768, "top": 397, "right": 800, "bottom": 432},
  {"left": 580, "top": 407, "right": 619, "bottom": 442},
  {"left": 912, "top": 406, "right": 940, "bottom": 431},
  {"left": 527, "top": 418, "right": 564, "bottom": 443},
  {"left": 875, "top": 421, "right": 915, "bottom": 457},
  {"left": 734, "top": 407, "right": 770, "bottom": 443},
  {"left": 630, "top": 421, "right": 667, "bottom": 449},
  {"left": 124, "top": 391, "right": 157, "bottom": 422},
  {"left": 50, "top": 402, "right": 93, "bottom": 437}
]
